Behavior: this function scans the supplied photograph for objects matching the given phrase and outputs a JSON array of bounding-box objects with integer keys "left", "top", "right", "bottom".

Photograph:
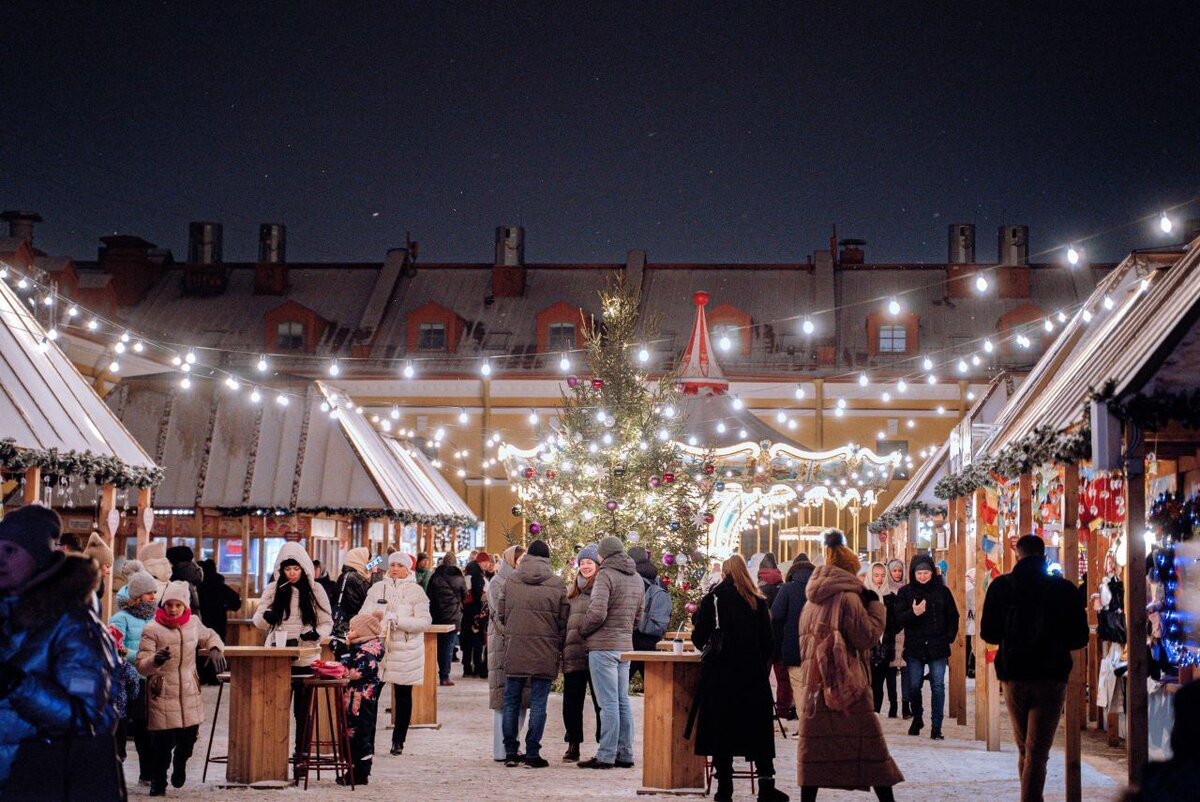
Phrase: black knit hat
[
  {"left": 0, "top": 504, "right": 61, "bottom": 571},
  {"left": 166, "top": 545, "right": 194, "bottom": 564},
  {"left": 527, "top": 539, "right": 550, "bottom": 559}
]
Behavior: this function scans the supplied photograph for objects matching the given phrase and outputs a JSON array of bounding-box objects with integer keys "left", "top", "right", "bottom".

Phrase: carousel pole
[{"left": 1061, "top": 465, "right": 1083, "bottom": 802}]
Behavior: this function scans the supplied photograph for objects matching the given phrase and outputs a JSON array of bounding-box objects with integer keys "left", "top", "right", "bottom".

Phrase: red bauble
[
  {"left": 704, "top": 513, "right": 715, "bottom": 524},
  {"left": 546, "top": 470, "right": 557, "bottom": 479},
  {"left": 523, "top": 467, "right": 536, "bottom": 479},
  {"left": 663, "top": 472, "right": 676, "bottom": 483},
  {"left": 681, "top": 582, "right": 691, "bottom": 592},
  {"left": 591, "top": 378, "right": 604, "bottom": 389},
  {"left": 703, "top": 463, "right": 715, "bottom": 475}
]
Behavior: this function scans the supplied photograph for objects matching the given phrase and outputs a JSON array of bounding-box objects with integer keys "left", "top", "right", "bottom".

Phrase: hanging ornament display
[
  {"left": 704, "top": 512, "right": 715, "bottom": 524},
  {"left": 684, "top": 602, "right": 698, "bottom": 614},
  {"left": 703, "top": 463, "right": 715, "bottom": 475},
  {"left": 662, "top": 552, "right": 675, "bottom": 566},
  {"left": 714, "top": 480, "right": 726, "bottom": 492},
  {"left": 590, "top": 378, "right": 605, "bottom": 389},
  {"left": 675, "top": 552, "right": 689, "bottom": 566},
  {"left": 669, "top": 520, "right": 680, "bottom": 531},
  {"left": 546, "top": 470, "right": 557, "bottom": 479}
]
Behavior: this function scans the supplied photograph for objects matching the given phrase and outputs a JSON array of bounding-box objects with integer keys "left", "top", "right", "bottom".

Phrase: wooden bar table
[
  {"left": 408, "top": 624, "right": 456, "bottom": 729},
  {"left": 222, "top": 646, "right": 303, "bottom": 786},
  {"left": 225, "top": 618, "right": 261, "bottom": 647},
  {"left": 620, "top": 650, "right": 704, "bottom": 796}
]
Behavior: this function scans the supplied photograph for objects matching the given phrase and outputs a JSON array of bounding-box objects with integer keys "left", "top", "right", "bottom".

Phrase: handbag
[{"left": 699, "top": 596, "right": 723, "bottom": 665}]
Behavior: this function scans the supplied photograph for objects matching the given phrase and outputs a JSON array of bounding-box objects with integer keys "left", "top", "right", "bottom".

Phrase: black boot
[
  {"left": 874, "top": 786, "right": 896, "bottom": 802},
  {"left": 901, "top": 701, "right": 911, "bottom": 720},
  {"left": 907, "top": 715, "right": 923, "bottom": 736},
  {"left": 887, "top": 702, "right": 898, "bottom": 718},
  {"left": 930, "top": 725, "right": 944, "bottom": 740},
  {"left": 563, "top": 742, "right": 580, "bottom": 762},
  {"left": 758, "top": 776, "right": 790, "bottom": 801},
  {"left": 714, "top": 774, "right": 734, "bottom": 802}
]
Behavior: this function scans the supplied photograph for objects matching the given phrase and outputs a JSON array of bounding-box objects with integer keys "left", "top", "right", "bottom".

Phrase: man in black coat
[
  {"left": 427, "top": 553, "right": 467, "bottom": 685},
  {"left": 981, "top": 535, "right": 1088, "bottom": 802},
  {"left": 894, "top": 552, "right": 959, "bottom": 740}
]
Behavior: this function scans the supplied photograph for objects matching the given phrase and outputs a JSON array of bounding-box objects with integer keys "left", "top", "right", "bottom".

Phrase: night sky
[{"left": 4, "top": 3, "right": 1198, "bottom": 265}]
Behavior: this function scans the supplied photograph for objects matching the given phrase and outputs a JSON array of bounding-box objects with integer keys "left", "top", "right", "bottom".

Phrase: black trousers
[
  {"left": 5, "top": 734, "right": 127, "bottom": 801},
  {"left": 561, "top": 669, "right": 601, "bottom": 744},
  {"left": 148, "top": 725, "right": 199, "bottom": 787},
  {"left": 291, "top": 670, "right": 314, "bottom": 756},
  {"left": 870, "top": 663, "right": 898, "bottom": 713},
  {"left": 460, "top": 609, "right": 485, "bottom": 674},
  {"left": 712, "top": 754, "right": 775, "bottom": 779},
  {"left": 392, "top": 684, "right": 413, "bottom": 749}
]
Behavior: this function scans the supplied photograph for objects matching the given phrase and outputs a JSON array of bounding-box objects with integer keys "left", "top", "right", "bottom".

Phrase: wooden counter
[
  {"left": 620, "top": 651, "right": 704, "bottom": 795},
  {"left": 223, "top": 646, "right": 303, "bottom": 786},
  {"left": 407, "top": 624, "right": 456, "bottom": 729}
]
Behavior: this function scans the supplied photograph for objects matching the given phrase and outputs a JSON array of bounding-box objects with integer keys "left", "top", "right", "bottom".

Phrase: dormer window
[
  {"left": 878, "top": 324, "right": 907, "bottom": 354},
  {"left": 547, "top": 322, "right": 576, "bottom": 352},
  {"left": 418, "top": 322, "right": 447, "bottom": 351},
  {"left": 276, "top": 321, "right": 305, "bottom": 351}
]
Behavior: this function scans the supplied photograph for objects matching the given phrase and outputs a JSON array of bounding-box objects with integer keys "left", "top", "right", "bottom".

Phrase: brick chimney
[
  {"left": 1, "top": 211, "right": 42, "bottom": 245},
  {"left": 492, "top": 225, "right": 526, "bottom": 298},
  {"left": 99, "top": 235, "right": 161, "bottom": 305},
  {"left": 254, "top": 223, "right": 289, "bottom": 295}
]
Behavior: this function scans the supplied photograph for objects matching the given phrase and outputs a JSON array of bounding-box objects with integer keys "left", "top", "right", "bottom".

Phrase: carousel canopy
[{"left": 0, "top": 274, "right": 157, "bottom": 485}]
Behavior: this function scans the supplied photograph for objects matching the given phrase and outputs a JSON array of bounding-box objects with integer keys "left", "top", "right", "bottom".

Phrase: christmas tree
[{"left": 509, "top": 279, "right": 714, "bottom": 626}]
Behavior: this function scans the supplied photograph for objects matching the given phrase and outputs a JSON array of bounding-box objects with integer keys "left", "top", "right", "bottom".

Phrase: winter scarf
[
  {"left": 127, "top": 600, "right": 156, "bottom": 620},
  {"left": 864, "top": 562, "right": 890, "bottom": 598},
  {"left": 154, "top": 607, "right": 192, "bottom": 628}
]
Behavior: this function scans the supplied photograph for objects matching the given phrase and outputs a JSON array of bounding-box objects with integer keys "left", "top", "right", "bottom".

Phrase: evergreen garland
[
  {"left": 1090, "top": 381, "right": 1200, "bottom": 432},
  {"left": 933, "top": 424, "right": 1092, "bottom": 500},
  {"left": 0, "top": 437, "right": 164, "bottom": 489},
  {"left": 214, "top": 505, "right": 476, "bottom": 528},
  {"left": 867, "top": 501, "right": 947, "bottom": 535}
]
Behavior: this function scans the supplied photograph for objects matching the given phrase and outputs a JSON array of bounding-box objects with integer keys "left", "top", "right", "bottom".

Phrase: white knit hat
[{"left": 160, "top": 580, "right": 191, "bottom": 607}]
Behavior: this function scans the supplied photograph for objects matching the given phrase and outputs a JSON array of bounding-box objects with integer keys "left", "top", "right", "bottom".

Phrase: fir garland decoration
[
  {"left": 867, "top": 501, "right": 947, "bottom": 535},
  {"left": 1090, "top": 381, "right": 1200, "bottom": 432},
  {"left": 214, "top": 505, "right": 476, "bottom": 529},
  {"left": 933, "top": 424, "right": 1091, "bottom": 500},
  {"left": 0, "top": 437, "right": 164, "bottom": 489}
]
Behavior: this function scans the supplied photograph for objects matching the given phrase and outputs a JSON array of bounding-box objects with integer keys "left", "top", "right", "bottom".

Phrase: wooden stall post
[
  {"left": 135, "top": 488, "right": 153, "bottom": 552},
  {"left": 1061, "top": 466, "right": 1083, "bottom": 802},
  {"left": 974, "top": 487, "right": 1001, "bottom": 749},
  {"left": 948, "top": 496, "right": 967, "bottom": 726},
  {"left": 22, "top": 466, "right": 40, "bottom": 504},
  {"left": 240, "top": 515, "right": 251, "bottom": 601},
  {"left": 98, "top": 484, "right": 118, "bottom": 622},
  {"left": 1125, "top": 443, "right": 1148, "bottom": 785},
  {"left": 1086, "top": 530, "right": 1101, "bottom": 725}
]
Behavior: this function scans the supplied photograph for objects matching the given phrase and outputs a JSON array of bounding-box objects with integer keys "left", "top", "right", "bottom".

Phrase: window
[
  {"left": 418, "top": 322, "right": 447, "bottom": 350},
  {"left": 547, "top": 322, "right": 576, "bottom": 352},
  {"left": 711, "top": 325, "right": 741, "bottom": 354},
  {"left": 878, "top": 325, "right": 907, "bottom": 354},
  {"left": 275, "top": 321, "right": 305, "bottom": 351}
]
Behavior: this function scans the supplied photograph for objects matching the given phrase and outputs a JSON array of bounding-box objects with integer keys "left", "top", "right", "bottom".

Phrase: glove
[
  {"left": 300, "top": 630, "right": 321, "bottom": 642},
  {"left": 328, "top": 637, "right": 349, "bottom": 658},
  {"left": 384, "top": 612, "right": 399, "bottom": 625},
  {"left": 0, "top": 662, "right": 23, "bottom": 699},
  {"left": 861, "top": 588, "right": 879, "bottom": 605},
  {"left": 206, "top": 648, "right": 227, "bottom": 674},
  {"left": 153, "top": 647, "right": 171, "bottom": 666},
  {"left": 261, "top": 609, "right": 280, "bottom": 626}
]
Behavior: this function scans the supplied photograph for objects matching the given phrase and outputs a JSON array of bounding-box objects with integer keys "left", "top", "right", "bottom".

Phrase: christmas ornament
[
  {"left": 675, "top": 553, "right": 689, "bottom": 566},
  {"left": 663, "top": 472, "right": 676, "bottom": 483},
  {"left": 684, "top": 602, "right": 698, "bottom": 614},
  {"left": 546, "top": 470, "right": 557, "bottom": 479},
  {"left": 703, "top": 463, "right": 715, "bottom": 475},
  {"left": 605, "top": 499, "right": 619, "bottom": 511},
  {"left": 669, "top": 520, "right": 680, "bottom": 531},
  {"left": 523, "top": 467, "right": 536, "bottom": 479},
  {"left": 628, "top": 531, "right": 641, "bottom": 542},
  {"left": 567, "top": 376, "right": 580, "bottom": 388},
  {"left": 591, "top": 378, "right": 604, "bottom": 389},
  {"left": 613, "top": 464, "right": 627, "bottom": 477},
  {"left": 529, "top": 521, "right": 542, "bottom": 535},
  {"left": 714, "top": 481, "right": 726, "bottom": 492},
  {"left": 648, "top": 476, "right": 661, "bottom": 489},
  {"left": 662, "top": 552, "right": 675, "bottom": 566},
  {"left": 704, "top": 512, "right": 715, "bottom": 524},
  {"left": 511, "top": 505, "right": 522, "bottom": 516}
]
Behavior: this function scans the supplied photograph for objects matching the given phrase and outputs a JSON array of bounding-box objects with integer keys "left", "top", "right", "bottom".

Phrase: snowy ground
[{"left": 123, "top": 670, "right": 1128, "bottom": 801}]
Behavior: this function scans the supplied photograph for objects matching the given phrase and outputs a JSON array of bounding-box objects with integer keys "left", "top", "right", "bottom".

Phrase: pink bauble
[
  {"left": 648, "top": 476, "right": 661, "bottom": 489},
  {"left": 566, "top": 376, "right": 579, "bottom": 388},
  {"left": 684, "top": 602, "right": 698, "bottom": 614}
]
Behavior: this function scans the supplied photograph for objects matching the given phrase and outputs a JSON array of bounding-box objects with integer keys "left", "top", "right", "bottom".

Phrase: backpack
[
  {"left": 805, "top": 593, "right": 862, "bottom": 713},
  {"left": 636, "top": 580, "right": 671, "bottom": 640}
]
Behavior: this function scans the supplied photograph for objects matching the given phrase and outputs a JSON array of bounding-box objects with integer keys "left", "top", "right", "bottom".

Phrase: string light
[
  {"left": 1056, "top": 310, "right": 1068, "bottom": 324},
  {"left": 801, "top": 317, "right": 815, "bottom": 335},
  {"left": 974, "top": 272, "right": 989, "bottom": 293},
  {"left": 927, "top": 373, "right": 938, "bottom": 384},
  {"left": 133, "top": 340, "right": 144, "bottom": 353},
  {"left": 881, "top": 391, "right": 891, "bottom": 403},
  {"left": 957, "top": 359, "right": 968, "bottom": 373},
  {"left": 776, "top": 410, "right": 787, "bottom": 423},
  {"left": 180, "top": 362, "right": 190, "bottom": 373},
  {"left": 46, "top": 327, "right": 58, "bottom": 341},
  {"left": 922, "top": 356, "right": 933, "bottom": 371},
  {"left": 250, "top": 389, "right": 262, "bottom": 404},
  {"left": 114, "top": 341, "right": 126, "bottom": 354},
  {"left": 716, "top": 421, "right": 727, "bottom": 433},
  {"left": 559, "top": 353, "right": 571, "bottom": 371},
  {"left": 42, "top": 295, "right": 54, "bottom": 306},
  {"left": 455, "top": 408, "right": 466, "bottom": 423},
  {"left": 1043, "top": 318, "right": 1054, "bottom": 333},
  {"left": 16, "top": 278, "right": 28, "bottom": 289},
  {"left": 1067, "top": 245, "right": 1081, "bottom": 266},
  {"left": 897, "top": 379, "right": 907, "bottom": 393},
  {"left": 1082, "top": 309, "right": 1093, "bottom": 323},
  {"left": 403, "top": 361, "right": 415, "bottom": 379},
  {"left": 480, "top": 358, "right": 492, "bottom": 377},
  {"left": 718, "top": 334, "right": 732, "bottom": 351},
  {"left": 663, "top": 404, "right": 676, "bottom": 418},
  {"left": 971, "top": 354, "right": 982, "bottom": 366},
  {"left": 858, "top": 373, "right": 868, "bottom": 386},
  {"left": 66, "top": 305, "right": 77, "bottom": 317},
  {"left": 528, "top": 410, "right": 539, "bottom": 425},
  {"left": 275, "top": 393, "right": 288, "bottom": 406},
  {"left": 794, "top": 385, "right": 805, "bottom": 400},
  {"left": 108, "top": 359, "right": 120, "bottom": 373},
  {"left": 731, "top": 396, "right": 744, "bottom": 410},
  {"left": 36, "top": 337, "right": 50, "bottom": 353},
  {"left": 328, "top": 360, "right": 340, "bottom": 376},
  {"left": 225, "top": 376, "right": 239, "bottom": 390},
  {"left": 179, "top": 376, "right": 191, "bottom": 389},
  {"left": 184, "top": 349, "right": 196, "bottom": 364},
  {"left": 637, "top": 346, "right": 650, "bottom": 363},
  {"left": 983, "top": 339, "right": 994, "bottom": 353},
  {"left": 836, "top": 398, "right": 847, "bottom": 410},
  {"left": 1160, "top": 212, "right": 1173, "bottom": 234},
  {"left": 256, "top": 355, "right": 268, "bottom": 372},
  {"left": 887, "top": 298, "right": 901, "bottom": 316},
  {"left": 1103, "top": 294, "right": 1115, "bottom": 310},
  {"left": 87, "top": 319, "right": 99, "bottom": 331},
  {"left": 937, "top": 405, "right": 946, "bottom": 415}
]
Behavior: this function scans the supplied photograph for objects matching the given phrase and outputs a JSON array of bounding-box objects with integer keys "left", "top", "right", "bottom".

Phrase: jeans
[
  {"left": 589, "top": 650, "right": 634, "bottom": 764},
  {"left": 437, "top": 631, "right": 458, "bottom": 681},
  {"left": 494, "top": 709, "right": 528, "bottom": 760},
  {"left": 562, "top": 669, "right": 601, "bottom": 744},
  {"left": 905, "top": 656, "right": 947, "bottom": 727},
  {"left": 503, "top": 676, "right": 551, "bottom": 759},
  {"left": 1003, "top": 680, "right": 1067, "bottom": 802}
]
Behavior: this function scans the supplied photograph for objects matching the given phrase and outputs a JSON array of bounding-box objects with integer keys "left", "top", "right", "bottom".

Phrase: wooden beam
[
  {"left": 22, "top": 466, "right": 40, "bottom": 504},
  {"left": 1086, "top": 531, "right": 1102, "bottom": 725},
  {"left": 135, "top": 488, "right": 152, "bottom": 552},
  {"left": 241, "top": 515, "right": 251, "bottom": 600},
  {"left": 948, "top": 496, "right": 967, "bottom": 725},
  {"left": 1061, "top": 466, "right": 1083, "bottom": 802},
  {"left": 974, "top": 488, "right": 989, "bottom": 743},
  {"left": 1125, "top": 442, "right": 1148, "bottom": 785},
  {"left": 98, "top": 484, "right": 118, "bottom": 623}
]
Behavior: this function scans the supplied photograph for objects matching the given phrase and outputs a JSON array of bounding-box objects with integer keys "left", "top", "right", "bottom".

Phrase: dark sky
[{"left": 4, "top": 3, "right": 1198, "bottom": 265}]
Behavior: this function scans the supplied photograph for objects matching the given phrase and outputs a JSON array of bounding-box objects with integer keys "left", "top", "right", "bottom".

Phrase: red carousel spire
[{"left": 677, "top": 290, "right": 729, "bottom": 396}]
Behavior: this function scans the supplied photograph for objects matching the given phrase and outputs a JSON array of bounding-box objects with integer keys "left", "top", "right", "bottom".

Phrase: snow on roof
[{"left": 0, "top": 276, "right": 155, "bottom": 470}]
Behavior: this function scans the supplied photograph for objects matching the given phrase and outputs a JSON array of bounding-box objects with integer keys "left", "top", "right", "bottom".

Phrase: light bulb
[
  {"left": 43, "top": 295, "right": 54, "bottom": 306},
  {"left": 480, "top": 359, "right": 492, "bottom": 376},
  {"left": 595, "top": 408, "right": 606, "bottom": 422},
  {"left": 276, "top": 394, "right": 289, "bottom": 406},
  {"left": 657, "top": 428, "right": 669, "bottom": 441},
  {"left": 403, "top": 361, "right": 415, "bottom": 379},
  {"left": 434, "top": 427, "right": 445, "bottom": 440},
  {"left": 716, "top": 421, "right": 726, "bottom": 433},
  {"left": 528, "top": 410, "right": 539, "bottom": 425},
  {"left": 67, "top": 305, "right": 77, "bottom": 317},
  {"left": 858, "top": 373, "right": 868, "bottom": 386},
  {"left": 180, "top": 363, "right": 190, "bottom": 373},
  {"left": 87, "top": 319, "right": 99, "bottom": 331},
  {"left": 225, "top": 376, "right": 239, "bottom": 390},
  {"left": 559, "top": 353, "right": 571, "bottom": 371},
  {"left": 927, "top": 374, "right": 938, "bottom": 384},
  {"left": 1057, "top": 310, "right": 1067, "bottom": 324},
  {"left": 16, "top": 278, "right": 27, "bottom": 289},
  {"left": 663, "top": 405, "right": 675, "bottom": 419},
  {"left": 975, "top": 273, "right": 989, "bottom": 293},
  {"left": 983, "top": 339, "right": 994, "bottom": 353},
  {"left": 971, "top": 354, "right": 981, "bottom": 366},
  {"left": 881, "top": 391, "right": 891, "bottom": 403},
  {"left": 257, "top": 356, "right": 268, "bottom": 372},
  {"left": 455, "top": 408, "right": 466, "bottom": 423},
  {"left": 1160, "top": 212, "right": 1173, "bottom": 234},
  {"left": 133, "top": 340, "right": 144, "bottom": 352},
  {"left": 957, "top": 359, "right": 968, "bottom": 373},
  {"left": 887, "top": 298, "right": 901, "bottom": 316},
  {"left": 180, "top": 377, "right": 191, "bottom": 389},
  {"left": 120, "top": 331, "right": 130, "bottom": 343},
  {"left": 802, "top": 318, "right": 815, "bottom": 335},
  {"left": 109, "top": 359, "right": 120, "bottom": 373},
  {"left": 185, "top": 349, "right": 196, "bottom": 364},
  {"left": 718, "top": 335, "right": 732, "bottom": 351},
  {"left": 637, "top": 346, "right": 650, "bottom": 363},
  {"left": 1044, "top": 319, "right": 1054, "bottom": 332},
  {"left": 732, "top": 396, "right": 743, "bottom": 410},
  {"left": 328, "top": 360, "right": 340, "bottom": 376},
  {"left": 37, "top": 337, "right": 50, "bottom": 353},
  {"left": 776, "top": 410, "right": 787, "bottom": 423},
  {"left": 114, "top": 342, "right": 126, "bottom": 354},
  {"left": 922, "top": 356, "right": 933, "bottom": 371},
  {"left": 46, "top": 328, "right": 58, "bottom": 341},
  {"left": 794, "top": 385, "right": 805, "bottom": 400},
  {"left": 250, "top": 389, "right": 262, "bottom": 403},
  {"left": 1103, "top": 294, "right": 1115, "bottom": 310},
  {"left": 834, "top": 407, "right": 845, "bottom": 418},
  {"left": 1067, "top": 245, "right": 1080, "bottom": 266},
  {"left": 1082, "top": 309, "right": 1093, "bottom": 323},
  {"left": 906, "top": 419, "right": 915, "bottom": 429},
  {"left": 897, "top": 379, "right": 907, "bottom": 393},
  {"left": 836, "top": 398, "right": 847, "bottom": 410},
  {"left": 937, "top": 405, "right": 946, "bottom": 415}
]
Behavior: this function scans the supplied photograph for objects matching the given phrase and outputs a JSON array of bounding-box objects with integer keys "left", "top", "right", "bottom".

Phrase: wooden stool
[
  {"left": 295, "top": 678, "right": 353, "bottom": 789},
  {"left": 704, "top": 756, "right": 757, "bottom": 795},
  {"left": 201, "top": 672, "right": 231, "bottom": 782}
]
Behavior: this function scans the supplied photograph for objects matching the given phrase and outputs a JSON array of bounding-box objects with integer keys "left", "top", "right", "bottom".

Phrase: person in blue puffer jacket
[{"left": 0, "top": 504, "right": 124, "bottom": 801}]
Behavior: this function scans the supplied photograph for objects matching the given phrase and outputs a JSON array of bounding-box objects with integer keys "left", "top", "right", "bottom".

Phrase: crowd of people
[{"left": 0, "top": 501, "right": 1196, "bottom": 801}]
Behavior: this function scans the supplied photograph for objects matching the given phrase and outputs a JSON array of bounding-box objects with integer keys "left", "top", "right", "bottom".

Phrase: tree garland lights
[
  {"left": 214, "top": 505, "right": 476, "bottom": 529},
  {"left": 0, "top": 437, "right": 164, "bottom": 489},
  {"left": 868, "top": 501, "right": 947, "bottom": 534},
  {"left": 1148, "top": 491, "right": 1199, "bottom": 670}
]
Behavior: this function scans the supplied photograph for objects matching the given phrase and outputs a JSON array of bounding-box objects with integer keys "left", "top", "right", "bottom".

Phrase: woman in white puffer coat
[{"left": 362, "top": 552, "right": 431, "bottom": 756}]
